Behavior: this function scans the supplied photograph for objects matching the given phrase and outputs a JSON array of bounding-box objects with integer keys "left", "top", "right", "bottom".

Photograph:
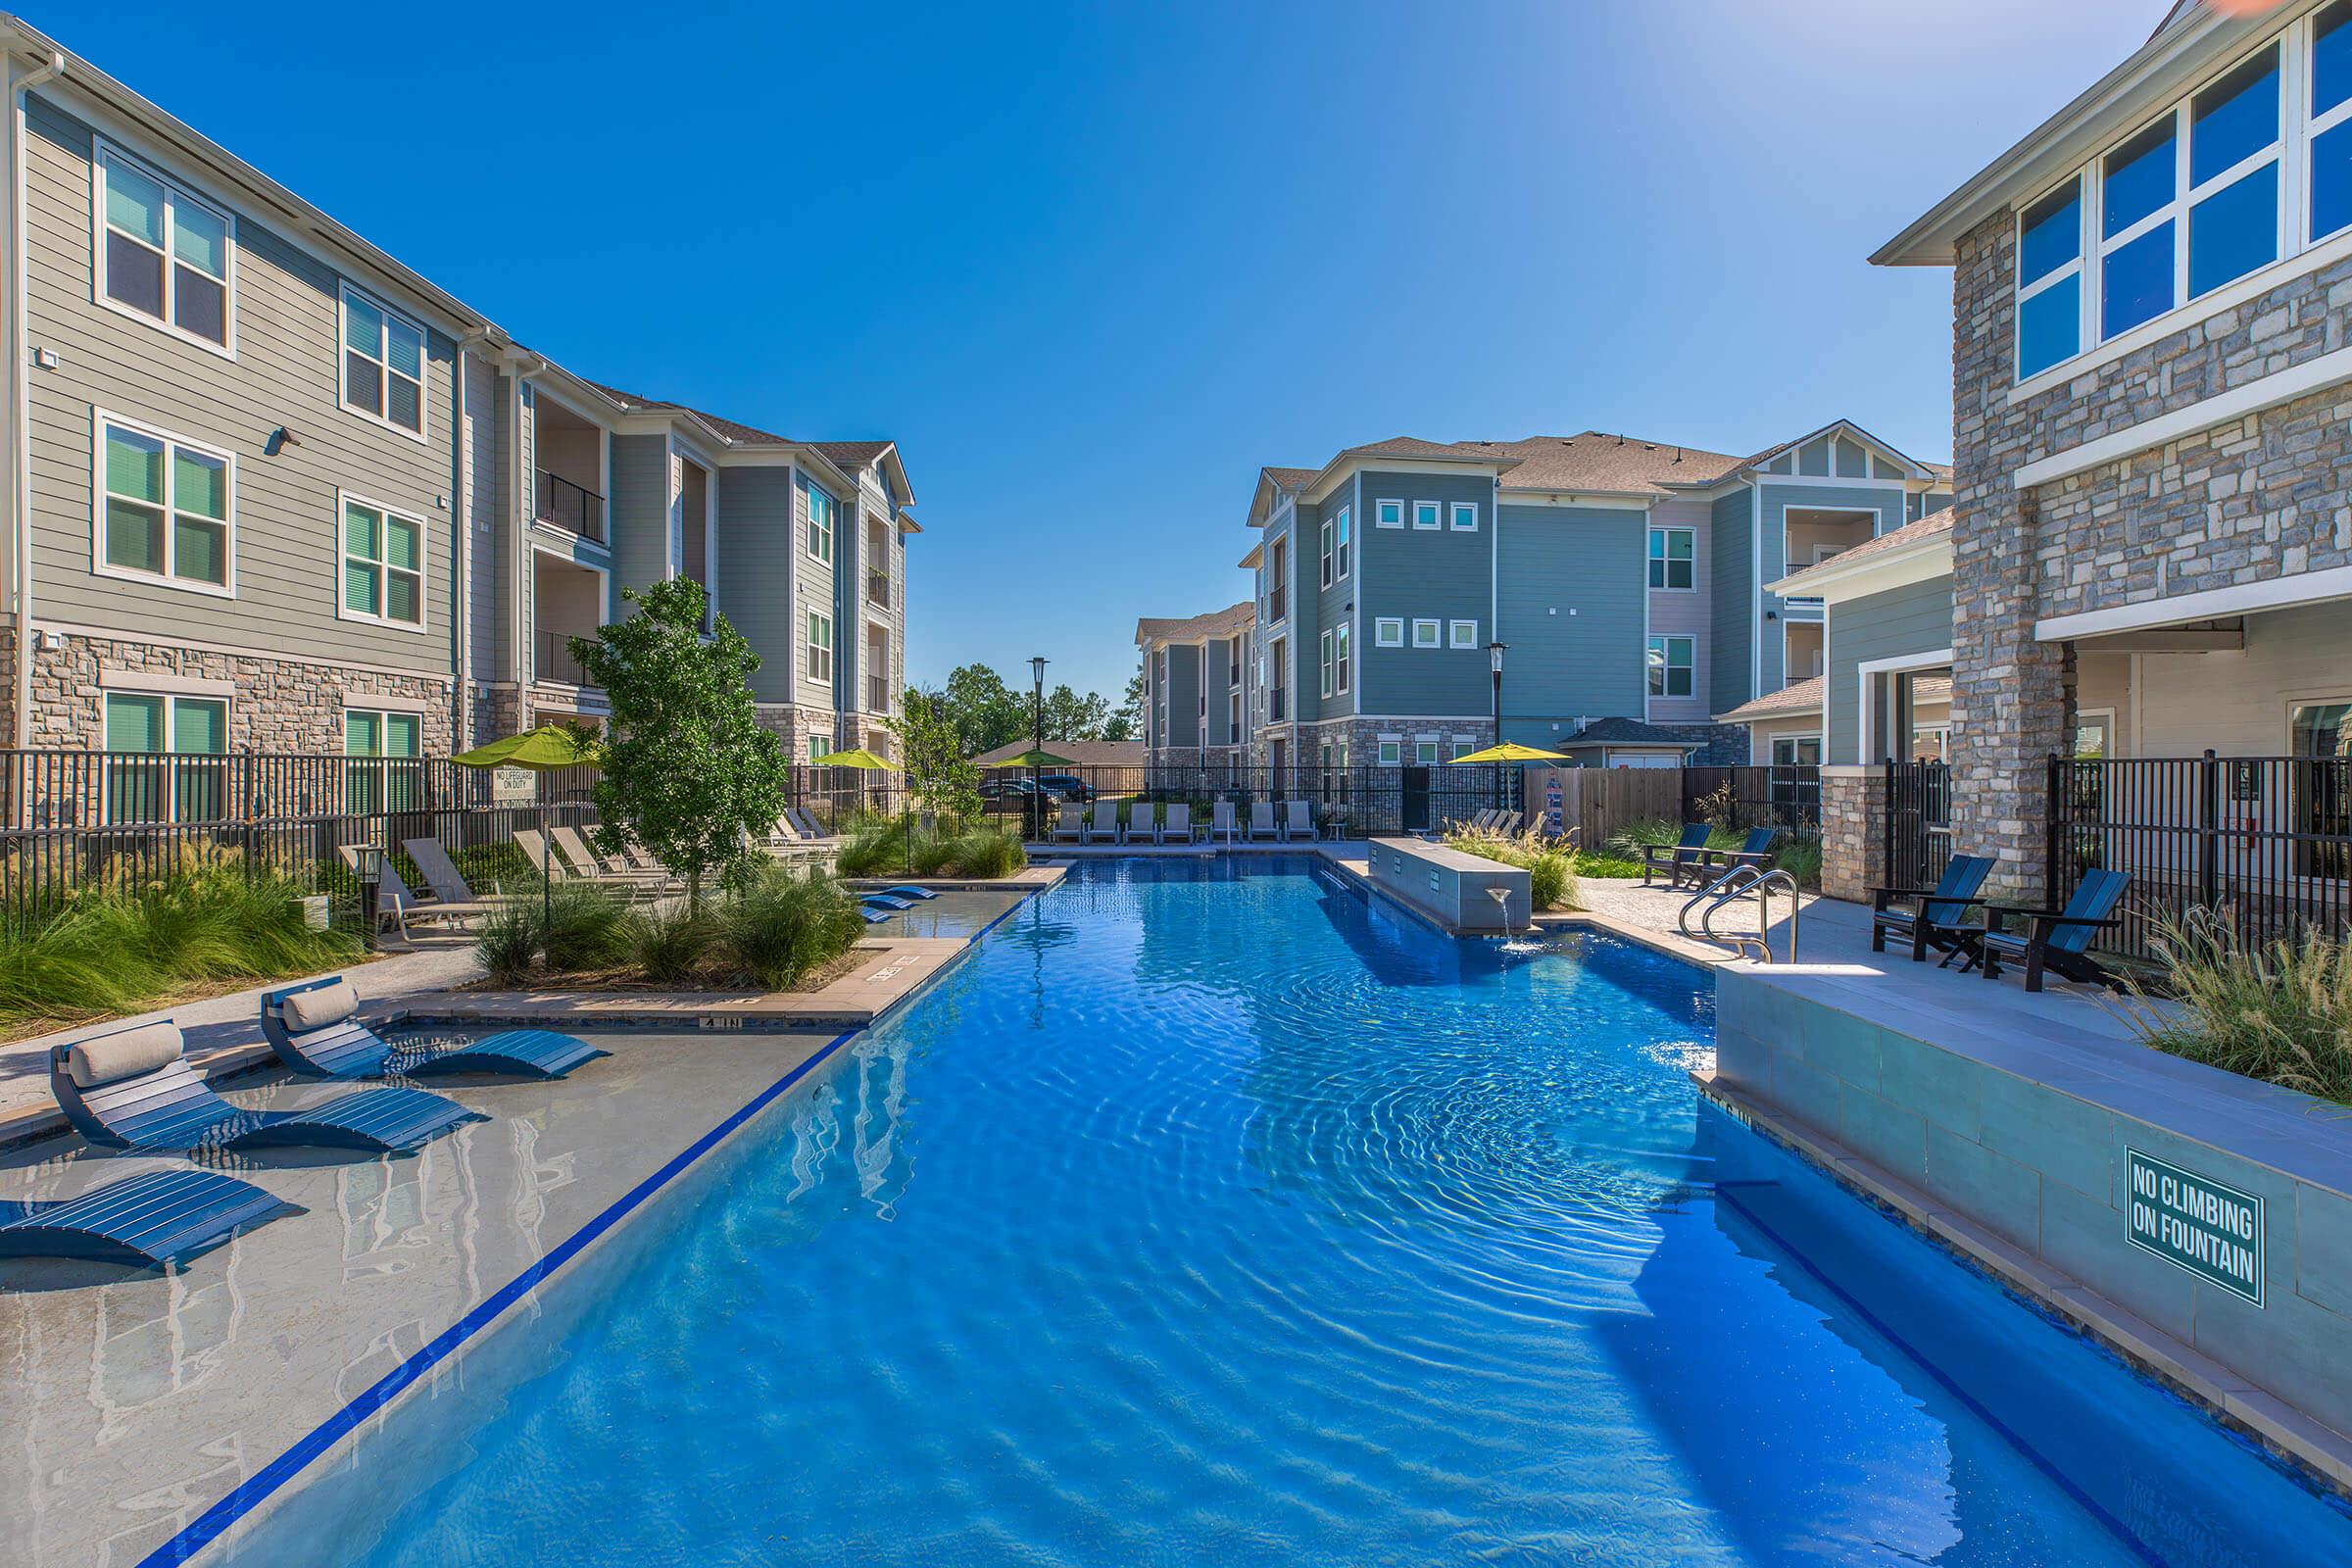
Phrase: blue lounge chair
[
  {"left": 876, "top": 885, "right": 939, "bottom": 901},
  {"left": 51, "top": 1019, "right": 483, "bottom": 1156},
  {"left": 860, "top": 894, "right": 914, "bottom": 911},
  {"left": 0, "top": 1169, "right": 296, "bottom": 1269},
  {"left": 1871, "top": 854, "right": 1993, "bottom": 964},
  {"left": 1642, "top": 823, "right": 1714, "bottom": 888},
  {"left": 1974, "top": 867, "right": 2132, "bottom": 993},
  {"left": 263, "top": 978, "right": 605, "bottom": 1081},
  {"left": 859, "top": 906, "right": 893, "bottom": 924}
]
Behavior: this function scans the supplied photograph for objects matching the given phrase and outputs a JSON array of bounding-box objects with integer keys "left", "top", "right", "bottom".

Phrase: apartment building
[
  {"left": 0, "top": 17, "right": 916, "bottom": 785},
  {"left": 1834, "top": 0, "right": 2352, "bottom": 900},
  {"left": 1233, "top": 425, "right": 1950, "bottom": 772},
  {"left": 1135, "top": 602, "right": 1253, "bottom": 772}
]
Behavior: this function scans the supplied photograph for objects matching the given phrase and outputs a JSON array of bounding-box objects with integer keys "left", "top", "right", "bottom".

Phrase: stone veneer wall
[
  {"left": 1946, "top": 205, "right": 2352, "bottom": 902},
  {"left": 755, "top": 704, "right": 841, "bottom": 759},
  {"left": 31, "top": 632, "right": 455, "bottom": 753},
  {"left": 1817, "top": 765, "right": 1887, "bottom": 903}
]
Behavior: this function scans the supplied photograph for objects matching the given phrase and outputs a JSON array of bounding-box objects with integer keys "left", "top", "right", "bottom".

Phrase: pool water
[{"left": 256, "top": 858, "right": 2352, "bottom": 1566}]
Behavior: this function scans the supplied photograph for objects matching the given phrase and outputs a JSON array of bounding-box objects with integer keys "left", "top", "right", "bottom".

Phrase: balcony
[
  {"left": 533, "top": 551, "right": 607, "bottom": 690},
  {"left": 538, "top": 630, "right": 591, "bottom": 687},
  {"left": 1269, "top": 688, "right": 1287, "bottom": 722},
  {"left": 865, "top": 569, "right": 889, "bottom": 609},
  {"left": 536, "top": 469, "right": 606, "bottom": 544},
  {"left": 1269, "top": 586, "right": 1287, "bottom": 624},
  {"left": 868, "top": 673, "right": 891, "bottom": 712}
]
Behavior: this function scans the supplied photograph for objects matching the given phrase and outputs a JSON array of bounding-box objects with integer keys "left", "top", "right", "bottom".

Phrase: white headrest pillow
[
  {"left": 281, "top": 979, "right": 359, "bottom": 1032},
  {"left": 67, "top": 1020, "right": 184, "bottom": 1088}
]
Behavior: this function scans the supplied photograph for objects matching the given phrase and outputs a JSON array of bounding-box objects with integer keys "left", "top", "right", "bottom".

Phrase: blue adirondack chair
[
  {"left": 1701, "top": 826, "right": 1781, "bottom": 878},
  {"left": 0, "top": 1169, "right": 296, "bottom": 1269},
  {"left": 1975, "top": 868, "right": 2132, "bottom": 993},
  {"left": 1642, "top": 823, "right": 1715, "bottom": 888},
  {"left": 1871, "top": 854, "right": 1994, "bottom": 964},
  {"left": 51, "top": 1019, "right": 483, "bottom": 1156},
  {"left": 262, "top": 978, "right": 605, "bottom": 1081}
]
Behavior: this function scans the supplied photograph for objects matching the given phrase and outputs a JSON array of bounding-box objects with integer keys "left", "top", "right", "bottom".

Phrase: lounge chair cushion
[
  {"left": 282, "top": 979, "right": 359, "bottom": 1032},
  {"left": 68, "top": 1021, "right": 184, "bottom": 1088}
]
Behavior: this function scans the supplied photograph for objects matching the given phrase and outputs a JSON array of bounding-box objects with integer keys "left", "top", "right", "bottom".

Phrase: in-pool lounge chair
[
  {"left": 875, "top": 885, "right": 939, "bottom": 901},
  {"left": 1973, "top": 868, "right": 2132, "bottom": 993},
  {"left": 1642, "top": 824, "right": 1714, "bottom": 889},
  {"left": 1163, "top": 804, "right": 1195, "bottom": 844},
  {"left": 263, "top": 978, "right": 606, "bottom": 1081},
  {"left": 1248, "top": 802, "right": 1281, "bottom": 842},
  {"left": 1282, "top": 800, "right": 1315, "bottom": 841},
  {"left": 1126, "top": 808, "right": 1161, "bottom": 847},
  {"left": 1870, "top": 855, "right": 1994, "bottom": 965},
  {"left": 861, "top": 894, "right": 913, "bottom": 911},
  {"left": 1084, "top": 801, "right": 1121, "bottom": 844},
  {"left": 1050, "top": 805, "right": 1086, "bottom": 845},
  {"left": 52, "top": 1020, "right": 482, "bottom": 1156},
  {"left": 1210, "top": 800, "right": 1239, "bottom": 844},
  {"left": 0, "top": 1169, "right": 297, "bottom": 1269}
]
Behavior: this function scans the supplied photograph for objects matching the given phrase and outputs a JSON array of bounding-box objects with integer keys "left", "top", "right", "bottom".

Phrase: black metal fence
[
  {"left": 2048, "top": 751, "right": 2350, "bottom": 961},
  {"left": 953, "top": 763, "right": 1531, "bottom": 840},
  {"left": 1682, "top": 764, "right": 1822, "bottom": 832},
  {"left": 1884, "top": 760, "right": 1953, "bottom": 894},
  {"left": 0, "top": 750, "right": 599, "bottom": 931}
]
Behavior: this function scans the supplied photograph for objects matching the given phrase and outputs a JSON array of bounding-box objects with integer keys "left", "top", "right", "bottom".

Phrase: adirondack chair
[
  {"left": 1975, "top": 868, "right": 2132, "bottom": 993},
  {"left": 1870, "top": 855, "right": 1994, "bottom": 964},
  {"left": 1699, "top": 827, "right": 1781, "bottom": 880},
  {"left": 1642, "top": 823, "right": 1714, "bottom": 888}
]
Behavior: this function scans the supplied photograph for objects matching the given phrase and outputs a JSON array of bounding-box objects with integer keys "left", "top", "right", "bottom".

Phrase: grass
[
  {"left": 1442, "top": 826, "right": 1579, "bottom": 911},
  {"left": 1570, "top": 851, "right": 1645, "bottom": 879},
  {"left": 837, "top": 814, "right": 1027, "bottom": 880},
  {"left": 2115, "top": 907, "right": 2352, "bottom": 1105},
  {"left": 0, "top": 854, "right": 363, "bottom": 1029}
]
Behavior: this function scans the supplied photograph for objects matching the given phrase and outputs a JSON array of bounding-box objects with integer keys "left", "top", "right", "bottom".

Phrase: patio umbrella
[
  {"left": 809, "top": 746, "right": 903, "bottom": 862},
  {"left": 992, "top": 748, "right": 1075, "bottom": 842},
  {"left": 1446, "top": 741, "right": 1570, "bottom": 819},
  {"left": 451, "top": 725, "right": 600, "bottom": 950}
]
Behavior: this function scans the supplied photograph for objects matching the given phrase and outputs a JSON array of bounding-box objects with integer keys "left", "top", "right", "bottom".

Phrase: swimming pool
[{"left": 234, "top": 857, "right": 2352, "bottom": 1566}]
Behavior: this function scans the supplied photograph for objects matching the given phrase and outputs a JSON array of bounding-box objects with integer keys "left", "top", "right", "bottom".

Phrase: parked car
[
  {"left": 1037, "top": 774, "right": 1095, "bottom": 803},
  {"left": 978, "top": 778, "right": 1039, "bottom": 805}
]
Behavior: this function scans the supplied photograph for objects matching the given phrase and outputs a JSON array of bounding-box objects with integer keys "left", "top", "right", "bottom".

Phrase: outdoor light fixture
[
  {"left": 349, "top": 842, "right": 385, "bottom": 945},
  {"left": 1029, "top": 656, "right": 1049, "bottom": 841}
]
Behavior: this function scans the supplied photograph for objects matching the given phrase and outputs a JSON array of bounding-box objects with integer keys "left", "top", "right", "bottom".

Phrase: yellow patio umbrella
[
  {"left": 808, "top": 746, "right": 903, "bottom": 863},
  {"left": 1446, "top": 740, "right": 1568, "bottom": 818},
  {"left": 451, "top": 725, "right": 601, "bottom": 946}
]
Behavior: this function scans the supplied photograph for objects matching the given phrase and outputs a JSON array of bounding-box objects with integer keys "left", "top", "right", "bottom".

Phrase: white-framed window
[
  {"left": 338, "top": 493, "right": 426, "bottom": 630},
  {"left": 339, "top": 283, "right": 426, "bottom": 438},
  {"left": 1412, "top": 500, "right": 1441, "bottom": 530},
  {"left": 1415, "top": 739, "right": 1440, "bottom": 764},
  {"left": 1334, "top": 622, "right": 1349, "bottom": 693},
  {"left": 1771, "top": 734, "right": 1822, "bottom": 767},
  {"left": 102, "top": 690, "right": 228, "bottom": 823},
  {"left": 2313, "top": 3, "right": 2352, "bottom": 240},
  {"left": 1335, "top": 505, "right": 1350, "bottom": 580},
  {"left": 1228, "top": 689, "right": 1241, "bottom": 734},
  {"left": 1450, "top": 739, "right": 1477, "bottom": 760},
  {"left": 1374, "top": 616, "right": 1403, "bottom": 647},
  {"left": 1318, "top": 629, "right": 1335, "bottom": 697},
  {"left": 344, "top": 707, "right": 423, "bottom": 813},
  {"left": 1320, "top": 518, "right": 1335, "bottom": 588},
  {"left": 95, "top": 141, "right": 232, "bottom": 354},
  {"left": 96, "top": 411, "right": 233, "bottom": 595},
  {"left": 1377, "top": 737, "right": 1401, "bottom": 765},
  {"left": 1449, "top": 501, "right": 1477, "bottom": 532},
  {"left": 1448, "top": 618, "right": 1478, "bottom": 649},
  {"left": 1646, "top": 634, "right": 1695, "bottom": 699},
  {"left": 1375, "top": 498, "right": 1404, "bottom": 528},
  {"left": 806, "top": 483, "right": 837, "bottom": 564},
  {"left": 1648, "top": 525, "right": 1695, "bottom": 590},
  {"left": 808, "top": 734, "right": 831, "bottom": 763},
  {"left": 806, "top": 611, "right": 834, "bottom": 682},
  {"left": 1411, "top": 617, "right": 1441, "bottom": 648}
]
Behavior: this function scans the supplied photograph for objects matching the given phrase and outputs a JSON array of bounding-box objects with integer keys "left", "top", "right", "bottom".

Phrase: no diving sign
[{"left": 2126, "top": 1148, "right": 2264, "bottom": 1306}]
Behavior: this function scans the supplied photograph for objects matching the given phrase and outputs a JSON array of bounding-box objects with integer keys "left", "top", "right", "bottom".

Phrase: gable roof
[
  {"left": 1772, "top": 506, "right": 1954, "bottom": 596},
  {"left": 1716, "top": 676, "right": 1825, "bottom": 724},
  {"left": 1692, "top": 418, "right": 1938, "bottom": 486},
  {"left": 1136, "top": 601, "right": 1254, "bottom": 647},
  {"left": 587, "top": 384, "right": 917, "bottom": 514}
]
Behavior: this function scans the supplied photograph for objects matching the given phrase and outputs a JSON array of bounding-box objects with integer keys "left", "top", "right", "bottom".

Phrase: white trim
[
  {"left": 1335, "top": 617, "right": 1350, "bottom": 697},
  {"left": 1855, "top": 647, "right": 1956, "bottom": 766},
  {"left": 35, "top": 618, "right": 455, "bottom": 686},
  {"left": 1335, "top": 501, "right": 1351, "bottom": 583},
  {"left": 803, "top": 607, "right": 834, "bottom": 686},
  {"left": 1374, "top": 497, "right": 1404, "bottom": 529},
  {"left": 2035, "top": 563, "right": 2352, "bottom": 640},
  {"left": 1448, "top": 617, "right": 1478, "bottom": 649},
  {"left": 1449, "top": 500, "right": 1477, "bottom": 532},
  {"left": 1646, "top": 523, "right": 1697, "bottom": 591},
  {"left": 1410, "top": 617, "right": 1442, "bottom": 649},
  {"left": 1769, "top": 533, "right": 1954, "bottom": 601},
  {"left": 96, "top": 667, "right": 233, "bottom": 698},
  {"left": 1645, "top": 632, "right": 1695, "bottom": 703},
  {"left": 1374, "top": 616, "right": 1403, "bottom": 647},
  {"left": 91, "top": 406, "right": 236, "bottom": 600},
  {"left": 334, "top": 489, "right": 430, "bottom": 634},
  {"left": 91, "top": 137, "right": 236, "bottom": 361},
  {"left": 2015, "top": 341, "right": 2352, "bottom": 488},
  {"left": 1411, "top": 500, "right": 1441, "bottom": 531},
  {"left": 1748, "top": 483, "right": 1763, "bottom": 702},
  {"left": 336, "top": 281, "right": 429, "bottom": 445}
]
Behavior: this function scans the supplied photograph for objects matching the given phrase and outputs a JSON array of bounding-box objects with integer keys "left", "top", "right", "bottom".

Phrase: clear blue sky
[{"left": 69, "top": 0, "right": 2161, "bottom": 700}]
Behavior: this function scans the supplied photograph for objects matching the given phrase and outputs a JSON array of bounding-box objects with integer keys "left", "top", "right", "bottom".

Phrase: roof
[
  {"left": 588, "top": 386, "right": 916, "bottom": 511},
  {"left": 1558, "top": 717, "right": 1697, "bottom": 749},
  {"left": 1135, "top": 601, "right": 1254, "bottom": 647},
  {"left": 1773, "top": 506, "right": 1953, "bottom": 595},
  {"left": 972, "top": 739, "right": 1146, "bottom": 769},
  {"left": 810, "top": 440, "right": 892, "bottom": 467},
  {"left": 1263, "top": 466, "right": 1317, "bottom": 492},
  {"left": 1690, "top": 418, "right": 1940, "bottom": 486},
  {"left": 1716, "top": 676, "right": 1825, "bottom": 725}
]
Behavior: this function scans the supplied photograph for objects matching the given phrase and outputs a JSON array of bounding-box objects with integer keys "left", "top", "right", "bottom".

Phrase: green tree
[
  {"left": 1101, "top": 669, "right": 1144, "bottom": 743},
  {"left": 940, "top": 662, "right": 1027, "bottom": 756},
  {"left": 890, "top": 686, "right": 983, "bottom": 818},
  {"left": 571, "top": 578, "right": 791, "bottom": 909},
  {"left": 1041, "top": 684, "right": 1109, "bottom": 743}
]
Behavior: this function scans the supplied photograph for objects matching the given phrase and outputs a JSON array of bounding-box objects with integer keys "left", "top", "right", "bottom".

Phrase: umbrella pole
[{"left": 541, "top": 800, "right": 552, "bottom": 968}]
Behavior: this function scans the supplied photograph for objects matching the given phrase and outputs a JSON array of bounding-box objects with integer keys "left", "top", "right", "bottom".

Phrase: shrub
[
  {"left": 1442, "top": 827, "right": 1580, "bottom": 912},
  {"left": 473, "top": 900, "right": 541, "bottom": 986},
  {"left": 947, "top": 825, "right": 1025, "bottom": 879},
  {"left": 1571, "top": 852, "right": 1644, "bottom": 879},
  {"left": 542, "top": 880, "right": 632, "bottom": 972},
  {"left": 716, "top": 865, "right": 867, "bottom": 990},
  {"left": 2117, "top": 908, "right": 2352, "bottom": 1104},
  {"left": 830, "top": 814, "right": 1025, "bottom": 880},
  {"left": 1773, "top": 837, "right": 1823, "bottom": 889},
  {"left": 1695, "top": 780, "right": 1741, "bottom": 833},
  {"left": 1604, "top": 818, "right": 1682, "bottom": 857},
  {"left": 628, "top": 905, "right": 716, "bottom": 986}
]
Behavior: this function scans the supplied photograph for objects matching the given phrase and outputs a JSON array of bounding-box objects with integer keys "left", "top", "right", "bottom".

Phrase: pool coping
[
  {"left": 1694, "top": 1066, "right": 2352, "bottom": 1502},
  {"left": 135, "top": 874, "right": 1055, "bottom": 1567}
]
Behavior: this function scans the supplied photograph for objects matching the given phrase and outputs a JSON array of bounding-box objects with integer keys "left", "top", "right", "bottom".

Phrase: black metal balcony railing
[
  {"left": 865, "top": 569, "right": 889, "bottom": 609},
  {"left": 536, "top": 469, "right": 606, "bottom": 543},
  {"left": 1268, "top": 587, "right": 1287, "bottom": 623},
  {"left": 868, "top": 674, "right": 890, "bottom": 712},
  {"left": 537, "top": 629, "right": 595, "bottom": 688},
  {"left": 1269, "top": 688, "right": 1287, "bottom": 722}
]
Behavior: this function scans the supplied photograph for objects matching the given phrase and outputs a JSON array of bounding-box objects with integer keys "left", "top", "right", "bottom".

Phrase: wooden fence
[{"left": 1522, "top": 767, "right": 1684, "bottom": 851}]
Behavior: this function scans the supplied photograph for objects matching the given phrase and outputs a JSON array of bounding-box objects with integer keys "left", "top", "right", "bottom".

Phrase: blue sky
[{"left": 71, "top": 0, "right": 2162, "bottom": 701}]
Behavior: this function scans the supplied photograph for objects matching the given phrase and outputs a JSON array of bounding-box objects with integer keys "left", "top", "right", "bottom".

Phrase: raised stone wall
[
  {"left": 1817, "top": 765, "right": 1886, "bottom": 903},
  {"left": 32, "top": 633, "right": 455, "bottom": 754}
]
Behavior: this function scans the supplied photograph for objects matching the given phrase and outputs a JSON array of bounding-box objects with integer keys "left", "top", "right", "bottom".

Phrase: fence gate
[
  {"left": 1884, "top": 760, "right": 1951, "bottom": 892},
  {"left": 1400, "top": 766, "right": 1432, "bottom": 834}
]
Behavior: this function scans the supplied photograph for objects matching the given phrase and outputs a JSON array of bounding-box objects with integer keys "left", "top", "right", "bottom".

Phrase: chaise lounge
[
  {"left": 0, "top": 1168, "right": 298, "bottom": 1269},
  {"left": 262, "top": 977, "right": 607, "bottom": 1081},
  {"left": 52, "top": 1019, "right": 483, "bottom": 1155}
]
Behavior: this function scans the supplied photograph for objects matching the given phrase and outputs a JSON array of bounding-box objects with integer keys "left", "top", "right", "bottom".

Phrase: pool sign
[{"left": 2126, "top": 1149, "right": 2264, "bottom": 1306}]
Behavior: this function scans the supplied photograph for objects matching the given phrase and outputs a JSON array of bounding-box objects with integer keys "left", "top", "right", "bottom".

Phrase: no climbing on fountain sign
[{"left": 2125, "top": 1148, "right": 2265, "bottom": 1307}]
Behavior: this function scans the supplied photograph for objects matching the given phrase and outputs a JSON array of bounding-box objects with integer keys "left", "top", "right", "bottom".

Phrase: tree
[
  {"left": 889, "top": 686, "right": 983, "bottom": 819},
  {"left": 1040, "top": 684, "right": 1109, "bottom": 743},
  {"left": 940, "top": 663, "right": 1027, "bottom": 757},
  {"left": 1101, "top": 669, "right": 1144, "bottom": 743},
  {"left": 571, "top": 578, "right": 791, "bottom": 909}
]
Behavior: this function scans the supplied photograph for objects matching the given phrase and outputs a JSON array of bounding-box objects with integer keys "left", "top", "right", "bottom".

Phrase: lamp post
[
  {"left": 350, "top": 841, "right": 385, "bottom": 949},
  {"left": 1488, "top": 641, "right": 1508, "bottom": 812},
  {"left": 1029, "top": 655, "right": 1048, "bottom": 843}
]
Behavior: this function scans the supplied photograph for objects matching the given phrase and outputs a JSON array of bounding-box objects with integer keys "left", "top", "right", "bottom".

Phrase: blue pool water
[{"left": 282, "top": 858, "right": 2351, "bottom": 1565}]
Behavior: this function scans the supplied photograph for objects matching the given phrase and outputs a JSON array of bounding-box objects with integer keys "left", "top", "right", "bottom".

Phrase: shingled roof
[
  {"left": 1773, "top": 507, "right": 1953, "bottom": 595},
  {"left": 1136, "top": 601, "right": 1254, "bottom": 646}
]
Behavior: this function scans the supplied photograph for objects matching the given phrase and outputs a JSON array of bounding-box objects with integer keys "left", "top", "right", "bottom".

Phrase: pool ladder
[{"left": 1677, "top": 865, "right": 1800, "bottom": 964}]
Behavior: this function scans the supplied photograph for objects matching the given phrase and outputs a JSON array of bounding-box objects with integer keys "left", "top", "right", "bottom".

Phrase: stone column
[{"left": 1818, "top": 764, "right": 1887, "bottom": 903}]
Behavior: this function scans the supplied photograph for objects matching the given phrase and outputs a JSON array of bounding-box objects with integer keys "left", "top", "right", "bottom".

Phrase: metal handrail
[{"left": 1678, "top": 863, "right": 1801, "bottom": 963}]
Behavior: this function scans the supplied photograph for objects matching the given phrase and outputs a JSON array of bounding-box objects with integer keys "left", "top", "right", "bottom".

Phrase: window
[
  {"left": 98, "top": 415, "right": 232, "bottom": 592},
  {"left": 1415, "top": 740, "right": 1440, "bottom": 765},
  {"left": 1375, "top": 498, "right": 1403, "bottom": 529},
  {"left": 1318, "top": 630, "right": 1334, "bottom": 698},
  {"left": 344, "top": 708, "right": 422, "bottom": 814},
  {"left": 807, "top": 484, "right": 837, "bottom": 564},
  {"left": 1771, "top": 735, "right": 1822, "bottom": 767},
  {"left": 1646, "top": 635, "right": 1694, "bottom": 699},
  {"left": 1334, "top": 622, "right": 1349, "bottom": 693},
  {"left": 339, "top": 495, "right": 425, "bottom": 628},
  {"left": 1335, "top": 505, "right": 1350, "bottom": 579},
  {"left": 96, "top": 143, "right": 230, "bottom": 351},
  {"left": 2314, "top": 2, "right": 2352, "bottom": 239},
  {"left": 1375, "top": 616, "right": 1403, "bottom": 647},
  {"left": 1377, "top": 739, "right": 1401, "bottom": 765},
  {"left": 103, "top": 691, "right": 227, "bottom": 822},
  {"left": 1411, "top": 501, "right": 1440, "bottom": 530},
  {"left": 1449, "top": 618, "right": 1478, "bottom": 649},
  {"left": 806, "top": 612, "right": 834, "bottom": 682},
  {"left": 808, "top": 735, "right": 831, "bottom": 763},
  {"left": 1411, "top": 618, "right": 1441, "bottom": 649},
  {"left": 1450, "top": 740, "right": 1476, "bottom": 760},
  {"left": 1648, "top": 526, "right": 1695, "bottom": 590},
  {"left": 2291, "top": 700, "right": 2350, "bottom": 878},
  {"left": 1229, "top": 689, "right": 1241, "bottom": 734},
  {"left": 339, "top": 285, "right": 425, "bottom": 436},
  {"left": 1320, "top": 518, "right": 1334, "bottom": 587},
  {"left": 1449, "top": 501, "right": 1477, "bottom": 532}
]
